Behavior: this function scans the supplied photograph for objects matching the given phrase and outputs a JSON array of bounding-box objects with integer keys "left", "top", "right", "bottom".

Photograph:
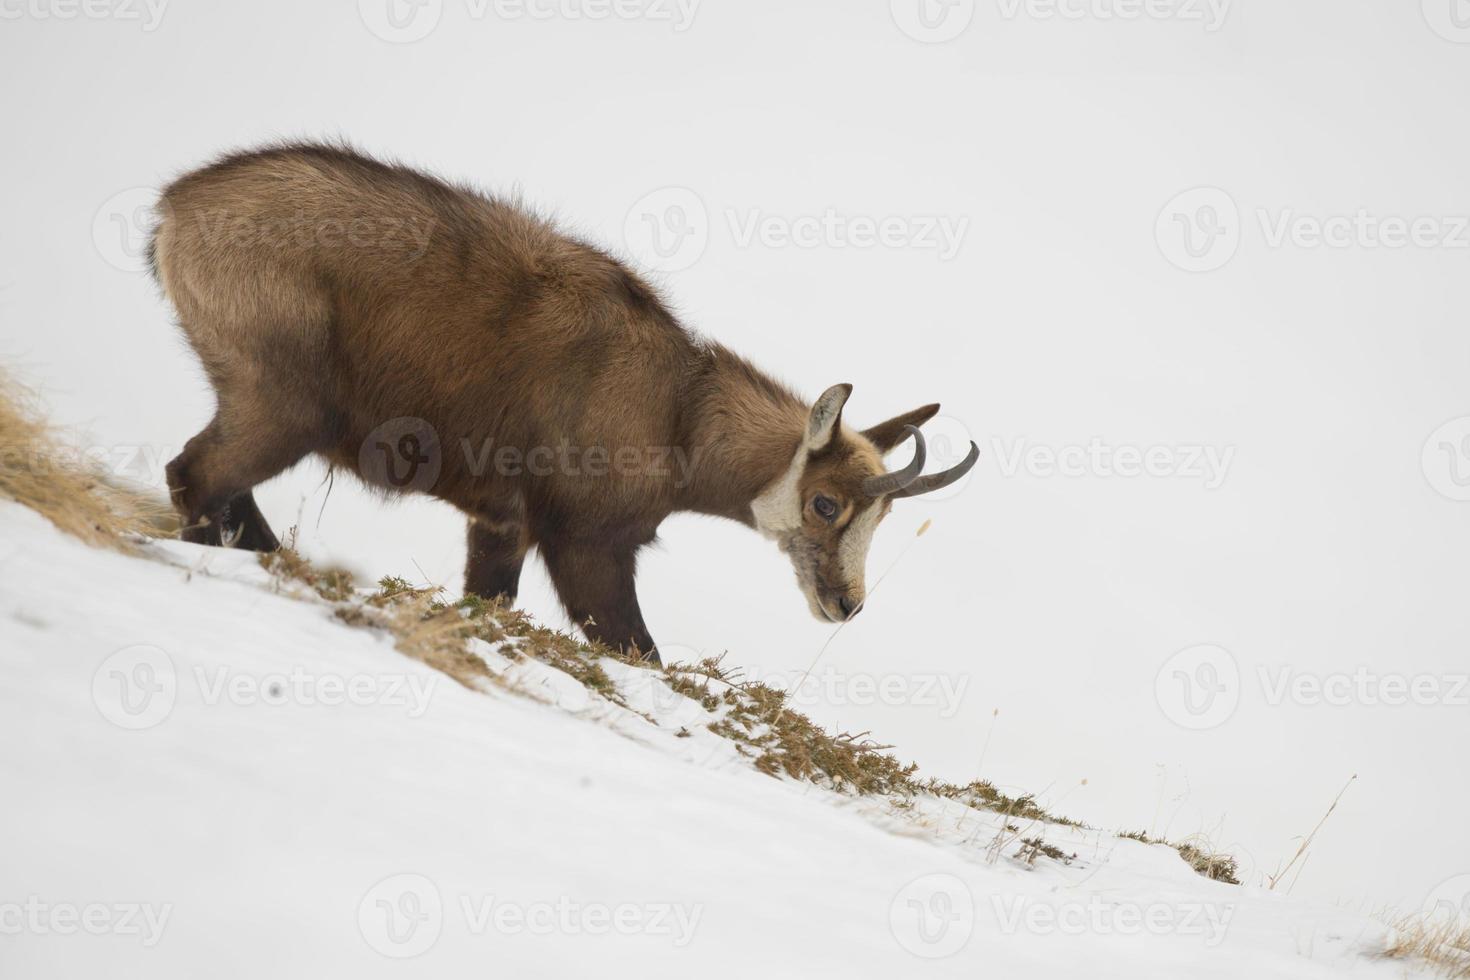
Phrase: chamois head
[{"left": 751, "top": 384, "right": 980, "bottom": 624}]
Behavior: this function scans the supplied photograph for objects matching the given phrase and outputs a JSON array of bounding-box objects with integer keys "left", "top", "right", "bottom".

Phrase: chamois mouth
[
  {"left": 809, "top": 592, "right": 849, "bottom": 624},
  {"left": 801, "top": 588, "right": 839, "bottom": 624}
]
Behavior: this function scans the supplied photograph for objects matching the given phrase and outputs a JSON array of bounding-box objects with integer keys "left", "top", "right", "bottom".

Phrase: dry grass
[
  {"left": 1382, "top": 912, "right": 1470, "bottom": 978},
  {"left": 0, "top": 371, "right": 170, "bottom": 548},
  {"left": 1017, "top": 836, "right": 1076, "bottom": 867},
  {"left": 666, "top": 657, "right": 919, "bottom": 795},
  {"left": 1119, "top": 829, "right": 1242, "bottom": 885},
  {"left": 926, "top": 778, "right": 1084, "bottom": 828},
  {"left": 1267, "top": 773, "right": 1356, "bottom": 892},
  {"left": 1175, "top": 838, "right": 1242, "bottom": 885},
  {"left": 254, "top": 547, "right": 1133, "bottom": 823}
]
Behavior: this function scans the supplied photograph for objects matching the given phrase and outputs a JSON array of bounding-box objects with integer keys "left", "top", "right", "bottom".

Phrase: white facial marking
[
  {"left": 751, "top": 446, "right": 805, "bottom": 538},
  {"left": 837, "top": 503, "right": 881, "bottom": 593},
  {"left": 752, "top": 386, "right": 850, "bottom": 537}
]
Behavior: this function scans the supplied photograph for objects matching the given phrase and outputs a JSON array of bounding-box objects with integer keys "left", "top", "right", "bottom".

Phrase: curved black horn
[
  {"left": 890, "top": 440, "right": 980, "bottom": 498},
  {"left": 862, "top": 425, "right": 927, "bottom": 497}
]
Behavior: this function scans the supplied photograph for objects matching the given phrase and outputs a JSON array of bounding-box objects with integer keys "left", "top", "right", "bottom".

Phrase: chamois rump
[{"left": 149, "top": 143, "right": 977, "bottom": 661}]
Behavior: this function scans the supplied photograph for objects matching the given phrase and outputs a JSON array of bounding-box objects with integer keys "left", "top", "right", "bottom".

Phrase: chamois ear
[
  {"left": 805, "top": 383, "right": 853, "bottom": 451},
  {"left": 862, "top": 404, "right": 940, "bottom": 453}
]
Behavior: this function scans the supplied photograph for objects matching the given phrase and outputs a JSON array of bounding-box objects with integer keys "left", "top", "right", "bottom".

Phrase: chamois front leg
[
  {"left": 541, "top": 536, "right": 658, "bottom": 664},
  {"left": 464, "top": 516, "right": 528, "bottom": 604}
]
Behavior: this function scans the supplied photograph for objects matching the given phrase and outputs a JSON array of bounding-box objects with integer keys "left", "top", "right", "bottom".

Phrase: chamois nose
[{"left": 838, "top": 595, "right": 860, "bottom": 619}]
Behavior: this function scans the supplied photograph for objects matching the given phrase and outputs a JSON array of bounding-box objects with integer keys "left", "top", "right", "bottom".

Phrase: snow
[{"left": 0, "top": 500, "right": 1422, "bottom": 978}]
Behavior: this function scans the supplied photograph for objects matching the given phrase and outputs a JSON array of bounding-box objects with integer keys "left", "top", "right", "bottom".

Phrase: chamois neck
[{"left": 678, "top": 345, "right": 807, "bottom": 524}]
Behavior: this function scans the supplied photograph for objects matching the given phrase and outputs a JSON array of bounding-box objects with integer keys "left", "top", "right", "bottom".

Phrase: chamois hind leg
[
  {"left": 540, "top": 535, "right": 658, "bottom": 664},
  {"left": 465, "top": 513, "right": 529, "bottom": 604},
  {"left": 166, "top": 403, "right": 315, "bottom": 551}
]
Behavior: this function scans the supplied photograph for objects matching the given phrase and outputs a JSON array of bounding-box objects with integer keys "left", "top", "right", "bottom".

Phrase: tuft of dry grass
[
  {"left": 0, "top": 371, "right": 170, "bottom": 548},
  {"left": 926, "top": 778, "right": 1085, "bottom": 828},
  {"left": 1117, "top": 829, "right": 1241, "bottom": 884},
  {"left": 1382, "top": 913, "right": 1470, "bottom": 978},
  {"left": 666, "top": 656, "right": 919, "bottom": 795},
  {"left": 1175, "top": 838, "right": 1242, "bottom": 885},
  {"left": 1017, "top": 836, "right": 1076, "bottom": 867},
  {"left": 259, "top": 531, "right": 357, "bottom": 602}
]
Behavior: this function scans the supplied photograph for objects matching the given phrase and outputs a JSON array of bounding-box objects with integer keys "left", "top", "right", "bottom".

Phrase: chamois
[{"left": 150, "top": 143, "right": 977, "bottom": 661}]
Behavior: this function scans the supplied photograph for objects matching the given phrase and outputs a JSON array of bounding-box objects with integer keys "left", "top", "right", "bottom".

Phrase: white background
[{"left": 2, "top": 0, "right": 1467, "bottom": 911}]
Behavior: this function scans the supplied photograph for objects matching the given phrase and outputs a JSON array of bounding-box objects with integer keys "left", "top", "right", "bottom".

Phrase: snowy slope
[{"left": 0, "top": 500, "right": 1419, "bottom": 979}]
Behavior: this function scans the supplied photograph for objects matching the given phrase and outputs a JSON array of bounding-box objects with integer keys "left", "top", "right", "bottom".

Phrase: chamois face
[{"left": 751, "top": 385, "right": 940, "bottom": 624}]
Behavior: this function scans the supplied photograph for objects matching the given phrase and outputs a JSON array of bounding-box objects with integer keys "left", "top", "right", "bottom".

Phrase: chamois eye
[{"left": 812, "top": 495, "right": 838, "bottom": 520}]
